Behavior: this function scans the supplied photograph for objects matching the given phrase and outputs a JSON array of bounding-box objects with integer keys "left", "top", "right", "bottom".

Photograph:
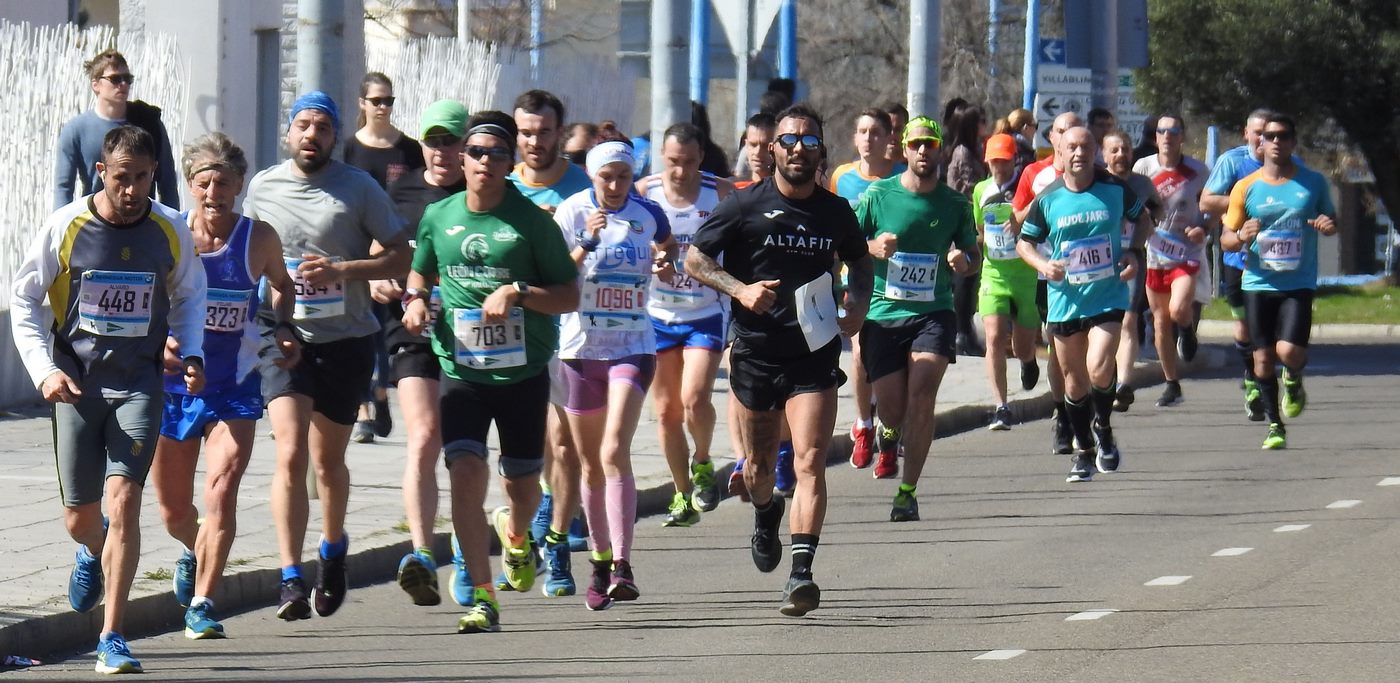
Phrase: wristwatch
[
  {"left": 512, "top": 281, "right": 530, "bottom": 300},
  {"left": 402, "top": 287, "right": 429, "bottom": 306}
]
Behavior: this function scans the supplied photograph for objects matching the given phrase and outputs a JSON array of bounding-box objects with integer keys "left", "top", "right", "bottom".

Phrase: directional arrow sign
[
  {"left": 1039, "top": 38, "right": 1066, "bottom": 65},
  {"left": 1041, "top": 97, "right": 1060, "bottom": 117}
]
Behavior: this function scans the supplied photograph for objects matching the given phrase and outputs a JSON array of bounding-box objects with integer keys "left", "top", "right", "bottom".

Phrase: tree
[{"left": 1138, "top": 0, "right": 1400, "bottom": 243}]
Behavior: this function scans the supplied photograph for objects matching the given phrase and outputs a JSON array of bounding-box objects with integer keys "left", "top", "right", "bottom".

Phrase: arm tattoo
[
  {"left": 844, "top": 253, "right": 874, "bottom": 305},
  {"left": 686, "top": 249, "right": 746, "bottom": 297}
]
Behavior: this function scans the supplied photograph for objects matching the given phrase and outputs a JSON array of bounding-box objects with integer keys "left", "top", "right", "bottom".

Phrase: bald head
[{"left": 1048, "top": 112, "right": 1085, "bottom": 163}]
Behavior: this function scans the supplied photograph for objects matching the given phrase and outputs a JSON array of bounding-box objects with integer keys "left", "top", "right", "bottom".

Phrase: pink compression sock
[
  {"left": 606, "top": 475, "right": 637, "bottom": 562},
  {"left": 581, "top": 484, "right": 610, "bottom": 555}
]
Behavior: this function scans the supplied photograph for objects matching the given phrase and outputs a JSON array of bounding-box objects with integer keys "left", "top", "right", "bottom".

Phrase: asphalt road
[{"left": 19, "top": 342, "right": 1400, "bottom": 682}]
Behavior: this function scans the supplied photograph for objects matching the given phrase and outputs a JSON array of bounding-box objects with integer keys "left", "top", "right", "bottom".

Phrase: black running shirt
[{"left": 691, "top": 178, "right": 866, "bottom": 360}]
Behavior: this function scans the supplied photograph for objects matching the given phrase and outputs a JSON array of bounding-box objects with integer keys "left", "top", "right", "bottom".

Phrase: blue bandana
[{"left": 288, "top": 90, "right": 340, "bottom": 131}]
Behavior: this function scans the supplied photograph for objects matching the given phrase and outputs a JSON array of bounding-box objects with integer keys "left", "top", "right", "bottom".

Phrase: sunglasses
[
  {"left": 466, "top": 145, "right": 512, "bottom": 162},
  {"left": 100, "top": 74, "right": 134, "bottom": 85},
  {"left": 423, "top": 134, "right": 462, "bottom": 149},
  {"left": 1157, "top": 127, "right": 1183, "bottom": 135},
  {"left": 905, "top": 137, "right": 941, "bottom": 150},
  {"left": 1261, "top": 131, "right": 1294, "bottom": 142},
  {"left": 775, "top": 133, "right": 822, "bottom": 150},
  {"left": 364, "top": 96, "right": 396, "bottom": 108}
]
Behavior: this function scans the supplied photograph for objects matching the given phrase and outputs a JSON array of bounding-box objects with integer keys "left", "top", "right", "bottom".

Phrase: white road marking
[
  {"left": 0, "top": 475, "right": 55, "bottom": 482},
  {"left": 1212, "top": 547, "right": 1253, "bottom": 557},
  {"left": 1274, "top": 524, "right": 1311, "bottom": 532},
  {"left": 1326, "top": 500, "right": 1362, "bottom": 509},
  {"left": 974, "top": 649, "right": 1027, "bottom": 661},
  {"left": 1144, "top": 575, "right": 1192, "bottom": 586},
  {"left": 1065, "top": 609, "right": 1117, "bottom": 621},
  {"left": 1378, "top": 477, "right": 1400, "bottom": 487}
]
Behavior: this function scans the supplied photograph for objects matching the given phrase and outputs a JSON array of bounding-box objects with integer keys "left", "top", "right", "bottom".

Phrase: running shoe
[
  {"left": 1282, "top": 375, "right": 1307, "bottom": 418},
  {"left": 372, "top": 398, "right": 393, "bottom": 438},
  {"left": 1262, "top": 422, "right": 1287, "bottom": 450},
  {"left": 1156, "top": 381, "right": 1183, "bottom": 407},
  {"left": 751, "top": 497, "right": 785, "bottom": 573},
  {"left": 608, "top": 560, "right": 640, "bottom": 601},
  {"left": 396, "top": 550, "right": 440, "bottom": 606},
  {"left": 541, "top": 540, "right": 575, "bottom": 597},
  {"left": 1113, "top": 385, "right": 1135, "bottom": 412},
  {"left": 662, "top": 490, "right": 701, "bottom": 527},
  {"left": 1093, "top": 421, "right": 1120, "bottom": 473},
  {"left": 1177, "top": 325, "right": 1199, "bottom": 362},
  {"left": 956, "top": 333, "right": 985, "bottom": 357},
  {"left": 774, "top": 444, "right": 796, "bottom": 498},
  {"left": 492, "top": 506, "right": 536, "bottom": 592},
  {"left": 183, "top": 602, "right": 225, "bottom": 640},
  {"left": 94, "top": 633, "right": 141, "bottom": 674},
  {"left": 691, "top": 460, "right": 720, "bottom": 512},
  {"left": 585, "top": 559, "right": 613, "bottom": 611},
  {"left": 1244, "top": 379, "right": 1265, "bottom": 422},
  {"left": 530, "top": 492, "right": 553, "bottom": 555},
  {"left": 779, "top": 575, "right": 821, "bottom": 617},
  {"left": 988, "top": 404, "right": 1013, "bottom": 431},
  {"left": 1020, "top": 358, "right": 1040, "bottom": 391},
  {"left": 1066, "top": 454, "right": 1094, "bottom": 483},
  {"left": 456, "top": 589, "right": 500, "bottom": 634},
  {"left": 1052, "top": 409, "right": 1074, "bottom": 455},
  {"left": 567, "top": 516, "right": 590, "bottom": 552},
  {"left": 350, "top": 420, "right": 374, "bottom": 444},
  {"left": 276, "top": 577, "right": 311, "bottom": 621},
  {"left": 850, "top": 423, "right": 875, "bottom": 469},
  {"left": 890, "top": 489, "right": 919, "bottom": 522},
  {"left": 173, "top": 550, "right": 196, "bottom": 608},
  {"left": 68, "top": 547, "right": 103, "bottom": 613},
  {"left": 449, "top": 534, "right": 475, "bottom": 606},
  {"left": 313, "top": 551, "right": 349, "bottom": 617},
  {"left": 873, "top": 448, "right": 899, "bottom": 479},
  {"left": 727, "top": 458, "right": 750, "bottom": 502}
]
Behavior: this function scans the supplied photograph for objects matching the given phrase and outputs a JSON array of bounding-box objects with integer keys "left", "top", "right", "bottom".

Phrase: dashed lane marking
[
  {"left": 974, "top": 649, "right": 1027, "bottom": 661},
  {"left": 1212, "top": 547, "right": 1253, "bottom": 557},
  {"left": 1065, "top": 609, "right": 1117, "bottom": 621},
  {"left": 1326, "top": 500, "right": 1362, "bottom": 509},
  {"left": 1145, "top": 575, "right": 1192, "bottom": 586},
  {"left": 1274, "top": 524, "right": 1311, "bottom": 532}
]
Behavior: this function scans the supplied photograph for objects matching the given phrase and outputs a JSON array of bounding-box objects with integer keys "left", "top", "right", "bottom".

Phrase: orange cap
[{"left": 984, "top": 133, "right": 1017, "bottom": 163}]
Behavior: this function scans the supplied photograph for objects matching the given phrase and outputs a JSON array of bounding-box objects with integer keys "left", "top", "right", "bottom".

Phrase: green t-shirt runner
[
  {"left": 857, "top": 174, "right": 979, "bottom": 321},
  {"left": 972, "top": 176, "right": 1037, "bottom": 288},
  {"left": 412, "top": 182, "right": 577, "bottom": 384}
]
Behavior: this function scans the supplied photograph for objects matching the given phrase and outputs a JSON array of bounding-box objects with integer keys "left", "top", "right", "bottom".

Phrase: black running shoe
[
  {"left": 1020, "top": 359, "right": 1040, "bottom": 392},
  {"left": 1113, "top": 385, "right": 1135, "bottom": 412},
  {"left": 1093, "top": 421, "right": 1120, "bottom": 473},
  {"left": 313, "top": 553, "right": 348, "bottom": 617},
  {"left": 1052, "top": 410, "right": 1074, "bottom": 455},
  {"left": 779, "top": 575, "right": 821, "bottom": 617},
  {"left": 1156, "top": 381, "right": 1183, "bottom": 407},
  {"left": 372, "top": 398, "right": 393, "bottom": 438},
  {"left": 1066, "top": 454, "right": 1094, "bottom": 483},
  {"left": 277, "top": 577, "right": 311, "bottom": 621},
  {"left": 1178, "top": 326, "right": 1199, "bottom": 363},
  {"left": 751, "top": 497, "right": 785, "bottom": 573}
]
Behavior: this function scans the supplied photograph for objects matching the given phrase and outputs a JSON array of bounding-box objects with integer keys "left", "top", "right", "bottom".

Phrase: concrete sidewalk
[{"left": 0, "top": 341, "right": 1205, "bottom": 659}]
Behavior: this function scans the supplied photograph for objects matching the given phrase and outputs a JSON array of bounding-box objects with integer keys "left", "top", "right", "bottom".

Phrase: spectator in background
[
  {"left": 690, "top": 101, "right": 732, "bottom": 178},
  {"left": 943, "top": 97, "right": 969, "bottom": 125},
  {"left": 1134, "top": 114, "right": 1159, "bottom": 160},
  {"left": 881, "top": 101, "right": 909, "bottom": 168},
  {"left": 732, "top": 88, "right": 794, "bottom": 178},
  {"left": 943, "top": 103, "right": 989, "bottom": 357},
  {"left": 1088, "top": 107, "right": 1117, "bottom": 147},
  {"left": 563, "top": 122, "right": 598, "bottom": 167},
  {"left": 55, "top": 49, "right": 180, "bottom": 210}
]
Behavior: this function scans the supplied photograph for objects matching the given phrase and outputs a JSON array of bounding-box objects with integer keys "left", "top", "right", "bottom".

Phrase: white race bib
[
  {"left": 453, "top": 307, "right": 526, "bottom": 369},
  {"left": 78, "top": 270, "right": 155, "bottom": 337},
  {"left": 1062, "top": 234, "right": 1115, "bottom": 285},
  {"left": 652, "top": 248, "right": 704, "bottom": 308},
  {"left": 985, "top": 224, "right": 1018, "bottom": 261},
  {"left": 795, "top": 271, "right": 839, "bottom": 352},
  {"left": 1257, "top": 229, "right": 1303, "bottom": 271},
  {"left": 1147, "top": 228, "right": 1192, "bottom": 265},
  {"left": 581, "top": 273, "right": 649, "bottom": 331},
  {"left": 205, "top": 287, "right": 253, "bottom": 333},
  {"left": 884, "top": 251, "right": 939, "bottom": 302},
  {"left": 286, "top": 257, "right": 345, "bottom": 319}
]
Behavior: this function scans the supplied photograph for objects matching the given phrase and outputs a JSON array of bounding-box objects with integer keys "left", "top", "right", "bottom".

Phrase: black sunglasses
[
  {"left": 466, "top": 145, "right": 512, "bottom": 162},
  {"left": 100, "top": 74, "right": 134, "bottom": 85},
  {"left": 423, "top": 134, "right": 462, "bottom": 149},
  {"left": 1261, "top": 131, "right": 1294, "bottom": 142},
  {"left": 1157, "top": 127, "right": 1183, "bottom": 135},
  {"left": 364, "top": 96, "right": 396, "bottom": 108},
  {"left": 776, "top": 133, "right": 822, "bottom": 151}
]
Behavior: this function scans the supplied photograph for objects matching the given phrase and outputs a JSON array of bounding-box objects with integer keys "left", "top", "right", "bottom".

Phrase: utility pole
[
  {"left": 690, "top": 0, "right": 710, "bottom": 104},
  {"left": 296, "top": 0, "right": 345, "bottom": 108},
  {"left": 778, "top": 0, "right": 796, "bottom": 79},
  {"left": 1089, "top": 0, "right": 1117, "bottom": 111},
  {"left": 907, "top": 0, "right": 941, "bottom": 118},
  {"left": 1022, "top": 0, "right": 1040, "bottom": 111},
  {"left": 651, "top": 0, "right": 690, "bottom": 172}
]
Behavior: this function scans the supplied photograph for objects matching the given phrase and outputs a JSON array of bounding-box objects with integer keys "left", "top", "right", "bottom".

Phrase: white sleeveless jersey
[{"left": 643, "top": 175, "right": 725, "bottom": 323}]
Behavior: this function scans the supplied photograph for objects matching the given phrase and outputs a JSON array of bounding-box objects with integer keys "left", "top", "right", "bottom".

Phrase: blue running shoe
[
  {"left": 173, "top": 550, "right": 196, "bottom": 608},
  {"left": 530, "top": 492, "right": 553, "bottom": 554},
  {"left": 567, "top": 515, "right": 590, "bottom": 552},
  {"left": 541, "top": 540, "right": 575, "bottom": 597},
  {"left": 94, "top": 633, "right": 141, "bottom": 674},
  {"left": 69, "top": 547, "right": 103, "bottom": 613},
  {"left": 774, "top": 444, "right": 796, "bottom": 498},
  {"left": 396, "top": 550, "right": 440, "bottom": 606},
  {"left": 449, "top": 533, "right": 474, "bottom": 606},
  {"left": 183, "top": 602, "right": 225, "bottom": 640}
]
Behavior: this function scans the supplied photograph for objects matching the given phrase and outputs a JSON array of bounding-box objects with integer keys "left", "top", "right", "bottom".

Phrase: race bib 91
[
  {"left": 985, "top": 223, "right": 1018, "bottom": 261},
  {"left": 78, "top": 270, "right": 155, "bottom": 337}
]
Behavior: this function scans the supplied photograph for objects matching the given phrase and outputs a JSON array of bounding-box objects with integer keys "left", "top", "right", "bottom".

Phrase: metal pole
[
  {"left": 1206, "top": 125, "right": 1219, "bottom": 168},
  {"left": 652, "top": 0, "right": 690, "bottom": 172},
  {"left": 1022, "top": 0, "right": 1039, "bottom": 111},
  {"left": 907, "top": 0, "right": 941, "bottom": 117},
  {"left": 731, "top": 0, "right": 751, "bottom": 141},
  {"left": 690, "top": 0, "right": 710, "bottom": 104},
  {"left": 530, "top": 0, "right": 542, "bottom": 81},
  {"left": 457, "top": 0, "right": 470, "bottom": 45},
  {"left": 1090, "top": 0, "right": 1118, "bottom": 111},
  {"left": 778, "top": 0, "right": 797, "bottom": 79},
  {"left": 989, "top": 0, "right": 1000, "bottom": 77},
  {"left": 296, "top": 0, "right": 344, "bottom": 101}
]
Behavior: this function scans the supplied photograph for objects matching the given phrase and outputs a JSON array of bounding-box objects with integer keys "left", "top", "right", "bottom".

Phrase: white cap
[{"left": 586, "top": 140, "right": 635, "bottom": 176}]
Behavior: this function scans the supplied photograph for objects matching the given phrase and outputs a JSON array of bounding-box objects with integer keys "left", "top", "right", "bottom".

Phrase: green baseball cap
[
  {"left": 902, "top": 116, "right": 944, "bottom": 146},
  {"left": 419, "top": 99, "right": 468, "bottom": 139}
]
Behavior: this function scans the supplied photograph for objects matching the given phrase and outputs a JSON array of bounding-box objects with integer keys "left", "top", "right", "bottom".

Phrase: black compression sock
[
  {"left": 1257, "top": 374, "right": 1282, "bottom": 424},
  {"left": 1064, "top": 395, "right": 1094, "bottom": 452},
  {"left": 1235, "top": 341, "right": 1256, "bottom": 381},
  {"left": 1090, "top": 384, "right": 1115, "bottom": 427},
  {"left": 791, "top": 534, "right": 818, "bottom": 578}
]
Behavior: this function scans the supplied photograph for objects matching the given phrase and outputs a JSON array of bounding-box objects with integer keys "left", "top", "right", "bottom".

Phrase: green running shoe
[
  {"left": 890, "top": 489, "right": 920, "bottom": 522},
  {"left": 456, "top": 588, "right": 500, "bottom": 633},
  {"left": 662, "top": 491, "right": 701, "bottom": 527},
  {"left": 1262, "top": 423, "right": 1287, "bottom": 450},
  {"left": 1282, "top": 376, "right": 1306, "bottom": 418},
  {"left": 1243, "top": 379, "right": 1265, "bottom": 422},
  {"left": 690, "top": 460, "right": 720, "bottom": 512},
  {"left": 492, "top": 506, "right": 536, "bottom": 592}
]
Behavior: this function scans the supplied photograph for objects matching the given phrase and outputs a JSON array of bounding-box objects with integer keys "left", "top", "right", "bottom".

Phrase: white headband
[{"left": 586, "top": 140, "right": 636, "bottom": 176}]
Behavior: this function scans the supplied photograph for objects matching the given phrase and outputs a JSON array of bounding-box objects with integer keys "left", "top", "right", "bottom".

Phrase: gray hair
[{"left": 181, "top": 132, "right": 248, "bottom": 181}]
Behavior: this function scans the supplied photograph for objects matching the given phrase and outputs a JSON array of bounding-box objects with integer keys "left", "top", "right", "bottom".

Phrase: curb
[
  {"left": 0, "top": 349, "right": 1206, "bottom": 661},
  {"left": 1197, "top": 319, "right": 1400, "bottom": 340}
]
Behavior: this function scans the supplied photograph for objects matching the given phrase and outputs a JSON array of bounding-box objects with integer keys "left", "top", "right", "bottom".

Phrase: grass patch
[
  {"left": 1201, "top": 282, "right": 1400, "bottom": 324},
  {"left": 143, "top": 568, "right": 172, "bottom": 581},
  {"left": 227, "top": 557, "right": 251, "bottom": 567},
  {"left": 392, "top": 520, "right": 411, "bottom": 533}
]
